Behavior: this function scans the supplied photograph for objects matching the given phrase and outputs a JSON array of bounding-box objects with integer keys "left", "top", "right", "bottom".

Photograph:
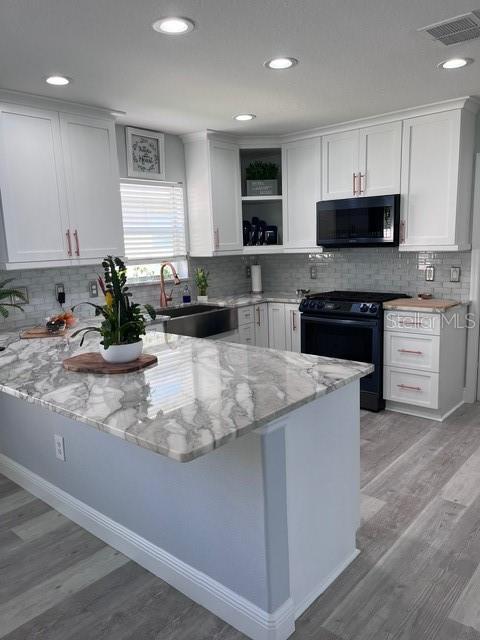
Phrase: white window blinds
[{"left": 120, "top": 181, "right": 186, "bottom": 262}]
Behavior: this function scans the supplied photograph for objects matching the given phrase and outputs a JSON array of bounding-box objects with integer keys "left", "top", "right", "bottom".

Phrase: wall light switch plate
[
  {"left": 450, "top": 266, "right": 461, "bottom": 283},
  {"left": 310, "top": 266, "right": 318, "bottom": 279},
  {"left": 54, "top": 434, "right": 66, "bottom": 461},
  {"left": 89, "top": 280, "right": 99, "bottom": 298},
  {"left": 425, "top": 266, "right": 435, "bottom": 282},
  {"left": 246, "top": 266, "right": 251, "bottom": 279}
]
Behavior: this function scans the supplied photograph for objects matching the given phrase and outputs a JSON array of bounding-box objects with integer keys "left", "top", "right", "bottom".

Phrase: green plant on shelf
[
  {"left": 194, "top": 267, "right": 209, "bottom": 296},
  {"left": 245, "top": 160, "right": 279, "bottom": 181},
  {"left": 0, "top": 279, "right": 27, "bottom": 318}
]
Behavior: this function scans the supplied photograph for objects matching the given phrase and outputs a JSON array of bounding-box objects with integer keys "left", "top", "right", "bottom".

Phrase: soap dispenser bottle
[{"left": 182, "top": 284, "right": 192, "bottom": 304}]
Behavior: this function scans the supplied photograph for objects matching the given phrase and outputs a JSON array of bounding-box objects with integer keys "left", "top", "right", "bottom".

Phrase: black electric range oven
[{"left": 299, "top": 291, "right": 410, "bottom": 411}]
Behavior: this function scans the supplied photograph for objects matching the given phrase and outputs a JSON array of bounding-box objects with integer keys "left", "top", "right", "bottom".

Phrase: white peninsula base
[{"left": 0, "top": 381, "right": 360, "bottom": 640}]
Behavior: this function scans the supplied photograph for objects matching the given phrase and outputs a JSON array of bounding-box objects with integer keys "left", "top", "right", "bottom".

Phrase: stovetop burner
[{"left": 307, "top": 290, "right": 409, "bottom": 303}]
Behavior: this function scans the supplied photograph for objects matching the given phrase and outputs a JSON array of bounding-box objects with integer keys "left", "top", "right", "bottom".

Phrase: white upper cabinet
[
  {"left": 358, "top": 122, "right": 402, "bottom": 196},
  {"left": 400, "top": 108, "right": 476, "bottom": 251},
  {"left": 322, "top": 131, "right": 359, "bottom": 200},
  {"left": 0, "top": 100, "right": 123, "bottom": 269},
  {"left": 322, "top": 123, "right": 401, "bottom": 200},
  {"left": 183, "top": 133, "right": 242, "bottom": 256},
  {"left": 283, "top": 137, "right": 321, "bottom": 249},
  {"left": 60, "top": 114, "right": 124, "bottom": 260},
  {"left": 0, "top": 104, "right": 69, "bottom": 263}
]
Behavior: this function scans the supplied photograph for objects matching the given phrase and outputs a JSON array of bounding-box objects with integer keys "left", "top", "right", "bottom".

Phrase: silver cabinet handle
[
  {"left": 66, "top": 230, "right": 72, "bottom": 257},
  {"left": 398, "top": 349, "right": 423, "bottom": 355},
  {"left": 73, "top": 229, "right": 80, "bottom": 256},
  {"left": 256, "top": 307, "right": 261, "bottom": 326},
  {"left": 397, "top": 384, "right": 422, "bottom": 391},
  {"left": 359, "top": 172, "right": 365, "bottom": 194},
  {"left": 292, "top": 310, "right": 296, "bottom": 331},
  {"left": 352, "top": 172, "right": 357, "bottom": 196}
]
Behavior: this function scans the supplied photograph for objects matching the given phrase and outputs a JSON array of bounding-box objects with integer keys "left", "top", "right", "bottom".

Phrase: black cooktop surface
[{"left": 307, "top": 291, "right": 410, "bottom": 303}]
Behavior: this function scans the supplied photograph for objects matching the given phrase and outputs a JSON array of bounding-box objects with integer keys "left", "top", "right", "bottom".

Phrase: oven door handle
[{"left": 301, "top": 315, "right": 379, "bottom": 329}]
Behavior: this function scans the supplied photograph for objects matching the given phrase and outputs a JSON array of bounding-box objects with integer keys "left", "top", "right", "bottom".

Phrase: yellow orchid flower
[{"left": 105, "top": 291, "right": 114, "bottom": 308}]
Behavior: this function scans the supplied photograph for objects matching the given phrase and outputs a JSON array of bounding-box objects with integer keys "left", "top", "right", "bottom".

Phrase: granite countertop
[
  {"left": 0, "top": 327, "right": 372, "bottom": 463},
  {"left": 383, "top": 298, "right": 467, "bottom": 313},
  {"left": 207, "top": 292, "right": 304, "bottom": 307}
]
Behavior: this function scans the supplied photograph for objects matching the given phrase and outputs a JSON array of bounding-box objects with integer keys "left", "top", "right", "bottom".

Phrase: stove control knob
[
  {"left": 369, "top": 304, "right": 378, "bottom": 314},
  {"left": 360, "top": 303, "right": 369, "bottom": 313},
  {"left": 317, "top": 301, "right": 325, "bottom": 310}
]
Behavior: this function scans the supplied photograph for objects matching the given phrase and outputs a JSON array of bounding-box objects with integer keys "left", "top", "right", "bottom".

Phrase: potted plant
[
  {"left": 194, "top": 267, "right": 209, "bottom": 303},
  {"left": 71, "top": 256, "right": 156, "bottom": 364},
  {"left": 245, "top": 160, "right": 279, "bottom": 197},
  {"left": 0, "top": 279, "right": 27, "bottom": 318}
]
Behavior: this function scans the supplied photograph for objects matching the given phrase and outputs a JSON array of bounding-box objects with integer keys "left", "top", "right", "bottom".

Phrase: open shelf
[{"left": 240, "top": 147, "right": 282, "bottom": 198}]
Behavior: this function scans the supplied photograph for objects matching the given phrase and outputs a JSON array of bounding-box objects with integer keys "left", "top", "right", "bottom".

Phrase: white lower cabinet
[
  {"left": 284, "top": 304, "right": 302, "bottom": 353},
  {"left": 383, "top": 309, "right": 466, "bottom": 421},
  {"left": 268, "top": 303, "right": 287, "bottom": 351}
]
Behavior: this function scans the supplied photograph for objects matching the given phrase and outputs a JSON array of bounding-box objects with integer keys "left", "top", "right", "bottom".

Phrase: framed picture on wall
[{"left": 125, "top": 127, "right": 165, "bottom": 180}]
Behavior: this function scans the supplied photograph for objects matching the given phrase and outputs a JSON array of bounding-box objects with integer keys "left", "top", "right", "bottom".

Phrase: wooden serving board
[
  {"left": 62, "top": 352, "right": 158, "bottom": 374},
  {"left": 20, "top": 326, "right": 67, "bottom": 339},
  {"left": 383, "top": 298, "right": 461, "bottom": 311}
]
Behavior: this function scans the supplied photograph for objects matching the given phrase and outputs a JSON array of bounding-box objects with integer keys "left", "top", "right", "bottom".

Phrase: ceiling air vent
[{"left": 418, "top": 11, "right": 480, "bottom": 45}]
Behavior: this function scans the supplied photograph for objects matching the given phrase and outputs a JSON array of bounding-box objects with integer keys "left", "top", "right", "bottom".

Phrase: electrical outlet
[
  {"left": 450, "top": 266, "right": 461, "bottom": 283},
  {"left": 310, "top": 265, "right": 318, "bottom": 279},
  {"left": 10, "top": 286, "right": 28, "bottom": 304},
  {"left": 54, "top": 435, "right": 66, "bottom": 461},
  {"left": 55, "top": 283, "right": 66, "bottom": 305},
  {"left": 425, "top": 266, "right": 435, "bottom": 282},
  {"left": 246, "top": 265, "right": 251, "bottom": 279},
  {"left": 88, "top": 280, "right": 99, "bottom": 298}
]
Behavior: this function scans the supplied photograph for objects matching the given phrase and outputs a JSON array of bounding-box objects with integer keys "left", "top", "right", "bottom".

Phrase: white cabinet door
[
  {"left": 268, "top": 303, "right": 287, "bottom": 351},
  {"left": 285, "top": 304, "right": 302, "bottom": 353},
  {"left": 283, "top": 138, "right": 321, "bottom": 248},
  {"left": 210, "top": 140, "right": 243, "bottom": 252},
  {"left": 0, "top": 104, "right": 69, "bottom": 263},
  {"left": 60, "top": 114, "right": 124, "bottom": 260},
  {"left": 359, "top": 122, "right": 402, "bottom": 196},
  {"left": 400, "top": 111, "right": 461, "bottom": 250},
  {"left": 322, "top": 131, "right": 359, "bottom": 200},
  {"left": 254, "top": 303, "right": 269, "bottom": 348}
]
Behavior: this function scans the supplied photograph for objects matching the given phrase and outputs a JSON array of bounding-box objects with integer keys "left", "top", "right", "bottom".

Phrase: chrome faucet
[{"left": 159, "top": 262, "right": 181, "bottom": 308}]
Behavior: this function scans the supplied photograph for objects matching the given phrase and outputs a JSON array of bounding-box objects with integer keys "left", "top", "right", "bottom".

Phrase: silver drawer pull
[
  {"left": 398, "top": 349, "right": 423, "bottom": 355},
  {"left": 397, "top": 384, "right": 422, "bottom": 391}
]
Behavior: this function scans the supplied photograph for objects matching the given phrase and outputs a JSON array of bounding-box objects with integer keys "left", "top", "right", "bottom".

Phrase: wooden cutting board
[
  {"left": 20, "top": 326, "right": 67, "bottom": 339},
  {"left": 63, "top": 352, "right": 158, "bottom": 374},
  {"left": 383, "top": 298, "right": 462, "bottom": 311}
]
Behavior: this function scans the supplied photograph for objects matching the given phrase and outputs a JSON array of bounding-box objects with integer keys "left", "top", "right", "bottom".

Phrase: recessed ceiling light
[
  {"left": 265, "top": 57, "right": 298, "bottom": 70},
  {"left": 233, "top": 114, "right": 256, "bottom": 121},
  {"left": 438, "top": 57, "right": 473, "bottom": 69},
  {"left": 45, "top": 75, "right": 71, "bottom": 86},
  {"left": 152, "top": 17, "right": 195, "bottom": 34}
]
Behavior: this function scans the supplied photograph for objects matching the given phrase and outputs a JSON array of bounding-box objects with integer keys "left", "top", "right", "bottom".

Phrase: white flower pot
[
  {"left": 197, "top": 295, "right": 208, "bottom": 303},
  {"left": 101, "top": 340, "right": 143, "bottom": 364}
]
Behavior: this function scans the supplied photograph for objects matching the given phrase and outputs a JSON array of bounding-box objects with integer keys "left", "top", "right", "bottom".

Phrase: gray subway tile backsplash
[{"left": 0, "top": 249, "right": 471, "bottom": 329}]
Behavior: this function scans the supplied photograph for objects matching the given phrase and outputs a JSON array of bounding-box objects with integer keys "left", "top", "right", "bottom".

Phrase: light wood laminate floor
[{"left": 2, "top": 404, "right": 480, "bottom": 639}]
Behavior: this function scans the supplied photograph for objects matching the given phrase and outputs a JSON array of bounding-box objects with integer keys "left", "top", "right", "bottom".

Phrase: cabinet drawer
[
  {"left": 238, "top": 306, "right": 255, "bottom": 326},
  {"left": 384, "top": 367, "right": 439, "bottom": 408},
  {"left": 385, "top": 311, "right": 440, "bottom": 335},
  {"left": 384, "top": 332, "right": 440, "bottom": 372},
  {"left": 238, "top": 324, "right": 255, "bottom": 345}
]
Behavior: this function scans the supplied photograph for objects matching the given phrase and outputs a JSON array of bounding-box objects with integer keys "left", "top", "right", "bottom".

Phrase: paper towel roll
[{"left": 251, "top": 264, "right": 262, "bottom": 293}]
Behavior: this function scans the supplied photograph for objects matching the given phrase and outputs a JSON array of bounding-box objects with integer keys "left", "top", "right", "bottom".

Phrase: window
[{"left": 120, "top": 180, "right": 188, "bottom": 282}]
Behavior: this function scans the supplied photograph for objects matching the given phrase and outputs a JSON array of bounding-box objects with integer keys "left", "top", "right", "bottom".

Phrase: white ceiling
[{"left": 1, "top": 0, "right": 479, "bottom": 135}]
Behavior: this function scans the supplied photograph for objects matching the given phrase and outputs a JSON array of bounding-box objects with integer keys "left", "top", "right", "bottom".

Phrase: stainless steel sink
[{"left": 151, "top": 304, "right": 238, "bottom": 338}]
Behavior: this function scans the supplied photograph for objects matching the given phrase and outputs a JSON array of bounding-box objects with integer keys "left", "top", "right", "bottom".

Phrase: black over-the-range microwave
[{"left": 316, "top": 194, "right": 400, "bottom": 248}]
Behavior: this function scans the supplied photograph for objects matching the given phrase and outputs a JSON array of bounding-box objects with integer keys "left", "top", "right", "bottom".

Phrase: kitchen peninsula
[{"left": 0, "top": 328, "right": 372, "bottom": 640}]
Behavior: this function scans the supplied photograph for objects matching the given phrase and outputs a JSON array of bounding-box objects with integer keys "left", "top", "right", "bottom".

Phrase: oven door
[{"left": 301, "top": 314, "right": 380, "bottom": 393}]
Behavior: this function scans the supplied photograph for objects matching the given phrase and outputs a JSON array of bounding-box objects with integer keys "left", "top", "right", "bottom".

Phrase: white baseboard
[
  {"left": 294, "top": 548, "right": 360, "bottom": 619},
  {"left": 385, "top": 400, "right": 464, "bottom": 422},
  {"left": 0, "top": 453, "right": 295, "bottom": 640}
]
